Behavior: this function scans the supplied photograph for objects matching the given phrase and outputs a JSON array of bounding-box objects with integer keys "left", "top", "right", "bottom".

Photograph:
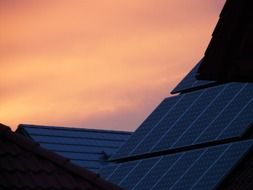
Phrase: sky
[{"left": 0, "top": 0, "right": 225, "bottom": 131}]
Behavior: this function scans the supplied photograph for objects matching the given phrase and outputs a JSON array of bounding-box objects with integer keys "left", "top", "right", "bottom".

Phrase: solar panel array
[
  {"left": 99, "top": 57, "right": 253, "bottom": 189},
  {"left": 18, "top": 125, "right": 132, "bottom": 172},
  {"left": 112, "top": 83, "right": 253, "bottom": 160},
  {"left": 101, "top": 140, "right": 253, "bottom": 190}
]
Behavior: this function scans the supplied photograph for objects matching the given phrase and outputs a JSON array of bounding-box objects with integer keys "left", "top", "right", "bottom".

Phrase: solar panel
[
  {"left": 131, "top": 154, "right": 180, "bottom": 190},
  {"left": 194, "top": 83, "right": 253, "bottom": 145},
  {"left": 111, "top": 96, "right": 180, "bottom": 159},
  {"left": 118, "top": 157, "right": 159, "bottom": 190},
  {"left": 101, "top": 140, "right": 253, "bottom": 190},
  {"left": 107, "top": 161, "right": 139, "bottom": 185},
  {"left": 128, "top": 90, "right": 203, "bottom": 157},
  {"left": 99, "top": 164, "right": 118, "bottom": 179},
  {"left": 150, "top": 85, "right": 226, "bottom": 152},
  {"left": 188, "top": 140, "right": 253, "bottom": 190},
  {"left": 170, "top": 83, "right": 243, "bottom": 148},
  {"left": 171, "top": 60, "right": 216, "bottom": 94},
  {"left": 112, "top": 83, "right": 253, "bottom": 159}
]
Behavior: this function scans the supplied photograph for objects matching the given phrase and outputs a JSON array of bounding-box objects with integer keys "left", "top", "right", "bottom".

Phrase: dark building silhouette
[
  {"left": 16, "top": 124, "right": 132, "bottom": 173},
  {"left": 197, "top": 0, "right": 253, "bottom": 82},
  {"left": 98, "top": 1, "right": 253, "bottom": 189},
  {"left": 0, "top": 123, "right": 122, "bottom": 190}
]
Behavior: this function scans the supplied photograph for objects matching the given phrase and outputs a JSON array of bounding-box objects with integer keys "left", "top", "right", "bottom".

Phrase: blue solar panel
[
  {"left": 131, "top": 154, "right": 180, "bottom": 190},
  {"left": 112, "top": 83, "right": 253, "bottom": 159},
  {"left": 99, "top": 164, "right": 118, "bottom": 179},
  {"left": 166, "top": 144, "right": 227, "bottom": 190},
  {"left": 171, "top": 83, "right": 243, "bottom": 148},
  {"left": 111, "top": 96, "right": 180, "bottom": 159},
  {"left": 129, "top": 91, "right": 202, "bottom": 157},
  {"left": 107, "top": 161, "right": 139, "bottom": 185},
  {"left": 101, "top": 140, "right": 253, "bottom": 190},
  {"left": 171, "top": 60, "right": 216, "bottom": 94},
  {"left": 189, "top": 140, "right": 253, "bottom": 190},
  {"left": 118, "top": 157, "right": 159, "bottom": 190},
  {"left": 150, "top": 85, "right": 225, "bottom": 152},
  {"left": 194, "top": 83, "right": 253, "bottom": 145}
]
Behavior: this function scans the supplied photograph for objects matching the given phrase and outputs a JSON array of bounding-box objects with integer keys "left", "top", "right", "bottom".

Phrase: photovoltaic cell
[
  {"left": 150, "top": 85, "right": 225, "bottom": 152},
  {"left": 194, "top": 83, "right": 253, "bottom": 145},
  {"left": 131, "top": 154, "right": 180, "bottom": 190},
  {"left": 101, "top": 140, "right": 253, "bottom": 190},
  {"left": 171, "top": 60, "right": 216, "bottom": 94},
  {"left": 150, "top": 149, "right": 203, "bottom": 190},
  {"left": 129, "top": 91, "right": 202, "bottom": 156},
  {"left": 99, "top": 164, "right": 118, "bottom": 179},
  {"left": 189, "top": 140, "right": 253, "bottom": 190},
  {"left": 107, "top": 161, "right": 139, "bottom": 185},
  {"left": 171, "top": 83, "right": 243, "bottom": 148},
  {"left": 111, "top": 96, "right": 180, "bottom": 159},
  {"left": 113, "top": 83, "right": 253, "bottom": 159},
  {"left": 118, "top": 157, "right": 159, "bottom": 190}
]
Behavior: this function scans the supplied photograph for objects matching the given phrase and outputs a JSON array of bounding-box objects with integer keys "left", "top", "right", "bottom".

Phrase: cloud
[{"left": 0, "top": 0, "right": 225, "bottom": 130}]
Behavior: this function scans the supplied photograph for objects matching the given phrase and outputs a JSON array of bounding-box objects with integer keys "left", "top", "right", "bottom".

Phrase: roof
[
  {"left": 197, "top": 0, "right": 253, "bottom": 82},
  {"left": 0, "top": 123, "right": 122, "bottom": 190},
  {"left": 16, "top": 124, "right": 132, "bottom": 173},
  {"left": 98, "top": 1, "right": 253, "bottom": 189},
  {"left": 99, "top": 82, "right": 253, "bottom": 190}
]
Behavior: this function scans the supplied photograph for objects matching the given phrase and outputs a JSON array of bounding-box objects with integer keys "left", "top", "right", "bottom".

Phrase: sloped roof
[
  {"left": 17, "top": 124, "right": 132, "bottom": 173},
  {"left": 98, "top": 1, "right": 253, "bottom": 189},
  {"left": 99, "top": 82, "right": 253, "bottom": 190},
  {"left": 197, "top": 0, "right": 253, "bottom": 82},
  {"left": 0, "top": 123, "right": 122, "bottom": 190}
]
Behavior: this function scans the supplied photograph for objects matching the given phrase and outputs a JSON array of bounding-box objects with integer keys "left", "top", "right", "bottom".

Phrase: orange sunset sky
[{"left": 0, "top": 0, "right": 225, "bottom": 131}]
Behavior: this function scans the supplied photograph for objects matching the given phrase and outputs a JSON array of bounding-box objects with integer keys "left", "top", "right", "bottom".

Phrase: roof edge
[{"left": 17, "top": 124, "right": 133, "bottom": 135}]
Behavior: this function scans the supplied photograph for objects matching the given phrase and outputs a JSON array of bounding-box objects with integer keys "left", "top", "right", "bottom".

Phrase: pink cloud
[{"left": 0, "top": 0, "right": 225, "bottom": 130}]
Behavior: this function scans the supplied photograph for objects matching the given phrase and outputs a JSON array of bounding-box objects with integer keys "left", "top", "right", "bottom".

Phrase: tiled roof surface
[
  {"left": 17, "top": 124, "right": 132, "bottom": 173},
  {"left": 0, "top": 123, "right": 122, "bottom": 190}
]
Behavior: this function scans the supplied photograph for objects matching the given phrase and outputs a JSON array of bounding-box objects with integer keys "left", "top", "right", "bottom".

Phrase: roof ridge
[
  {"left": 0, "top": 123, "right": 122, "bottom": 190},
  {"left": 18, "top": 124, "right": 132, "bottom": 134}
]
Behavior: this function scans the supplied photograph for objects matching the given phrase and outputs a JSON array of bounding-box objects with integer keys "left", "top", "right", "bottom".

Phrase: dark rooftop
[
  {"left": 0, "top": 123, "right": 122, "bottom": 190},
  {"left": 197, "top": 0, "right": 253, "bottom": 82}
]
